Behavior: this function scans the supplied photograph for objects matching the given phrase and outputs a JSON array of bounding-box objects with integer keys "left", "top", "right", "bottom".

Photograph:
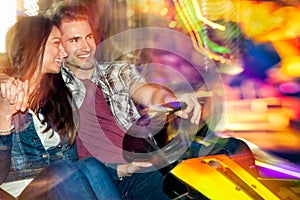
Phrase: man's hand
[
  {"left": 117, "top": 161, "right": 152, "bottom": 178},
  {"left": 175, "top": 93, "right": 202, "bottom": 125}
]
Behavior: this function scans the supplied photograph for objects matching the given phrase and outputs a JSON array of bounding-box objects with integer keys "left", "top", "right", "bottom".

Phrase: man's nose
[
  {"left": 81, "top": 40, "right": 92, "bottom": 51},
  {"left": 59, "top": 44, "right": 68, "bottom": 58}
]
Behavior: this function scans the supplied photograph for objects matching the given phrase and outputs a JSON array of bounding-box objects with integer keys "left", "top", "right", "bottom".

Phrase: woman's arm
[
  {"left": 0, "top": 81, "right": 15, "bottom": 184},
  {"left": 0, "top": 134, "right": 12, "bottom": 184},
  {"left": 0, "top": 78, "right": 28, "bottom": 184}
]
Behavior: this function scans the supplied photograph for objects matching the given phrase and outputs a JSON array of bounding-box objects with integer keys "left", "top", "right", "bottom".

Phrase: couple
[
  {"left": 0, "top": 1, "right": 201, "bottom": 200},
  {"left": 0, "top": 1, "right": 256, "bottom": 200}
]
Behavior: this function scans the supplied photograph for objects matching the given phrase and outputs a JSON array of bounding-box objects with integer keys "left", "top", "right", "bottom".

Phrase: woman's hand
[
  {"left": 117, "top": 161, "right": 152, "bottom": 179},
  {"left": 0, "top": 78, "right": 29, "bottom": 134},
  {"left": 0, "top": 94, "right": 16, "bottom": 134},
  {"left": 0, "top": 78, "right": 29, "bottom": 112}
]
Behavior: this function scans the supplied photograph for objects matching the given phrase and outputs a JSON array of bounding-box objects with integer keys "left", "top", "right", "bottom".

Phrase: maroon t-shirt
[{"left": 76, "top": 79, "right": 126, "bottom": 163}]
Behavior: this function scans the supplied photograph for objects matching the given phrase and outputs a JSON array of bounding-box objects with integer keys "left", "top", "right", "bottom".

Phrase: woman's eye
[{"left": 53, "top": 40, "right": 61, "bottom": 47}]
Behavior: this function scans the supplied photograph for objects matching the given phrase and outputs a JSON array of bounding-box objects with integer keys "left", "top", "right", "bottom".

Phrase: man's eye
[
  {"left": 87, "top": 35, "right": 94, "bottom": 40},
  {"left": 70, "top": 38, "right": 78, "bottom": 43}
]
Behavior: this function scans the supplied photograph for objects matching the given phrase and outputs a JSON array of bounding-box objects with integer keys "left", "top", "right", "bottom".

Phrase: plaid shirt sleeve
[{"left": 94, "top": 62, "right": 145, "bottom": 130}]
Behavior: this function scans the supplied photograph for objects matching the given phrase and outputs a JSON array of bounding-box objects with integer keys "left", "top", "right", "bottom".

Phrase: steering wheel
[{"left": 122, "top": 101, "right": 199, "bottom": 170}]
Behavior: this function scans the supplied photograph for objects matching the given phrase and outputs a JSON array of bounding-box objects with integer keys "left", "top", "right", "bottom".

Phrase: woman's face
[{"left": 42, "top": 26, "right": 67, "bottom": 74}]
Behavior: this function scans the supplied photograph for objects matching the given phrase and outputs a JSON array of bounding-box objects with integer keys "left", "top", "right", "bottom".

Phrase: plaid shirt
[{"left": 62, "top": 61, "right": 145, "bottom": 130}]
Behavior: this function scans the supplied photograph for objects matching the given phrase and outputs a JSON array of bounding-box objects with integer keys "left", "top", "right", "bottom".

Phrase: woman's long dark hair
[
  {"left": 5, "top": 15, "right": 78, "bottom": 144},
  {"left": 39, "top": 73, "right": 78, "bottom": 145}
]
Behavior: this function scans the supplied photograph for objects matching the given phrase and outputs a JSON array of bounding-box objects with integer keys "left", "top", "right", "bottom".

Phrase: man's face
[{"left": 60, "top": 20, "right": 96, "bottom": 70}]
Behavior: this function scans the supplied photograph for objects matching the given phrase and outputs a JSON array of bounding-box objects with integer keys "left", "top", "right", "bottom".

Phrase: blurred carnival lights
[
  {"left": 0, "top": 0, "right": 39, "bottom": 53},
  {"left": 23, "top": 0, "right": 39, "bottom": 16},
  {"left": 0, "top": 0, "right": 17, "bottom": 53},
  {"left": 172, "top": 0, "right": 232, "bottom": 63}
]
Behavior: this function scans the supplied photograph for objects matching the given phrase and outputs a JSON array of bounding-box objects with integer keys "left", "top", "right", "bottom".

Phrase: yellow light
[
  {"left": 281, "top": 56, "right": 300, "bottom": 77},
  {"left": 142, "top": 5, "right": 150, "bottom": 13},
  {"left": 191, "top": 0, "right": 225, "bottom": 31},
  {"left": 127, "top": 20, "right": 136, "bottom": 27},
  {"left": 160, "top": 8, "right": 168, "bottom": 16},
  {"left": 168, "top": 21, "right": 178, "bottom": 28},
  {"left": 218, "top": 62, "right": 244, "bottom": 75},
  {"left": 126, "top": 9, "right": 135, "bottom": 18},
  {"left": 0, "top": 0, "right": 17, "bottom": 53}
]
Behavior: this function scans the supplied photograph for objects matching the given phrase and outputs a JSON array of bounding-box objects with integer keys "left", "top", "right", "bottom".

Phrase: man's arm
[
  {"left": 130, "top": 82, "right": 176, "bottom": 106},
  {"left": 110, "top": 62, "right": 202, "bottom": 125},
  {"left": 130, "top": 82, "right": 202, "bottom": 125}
]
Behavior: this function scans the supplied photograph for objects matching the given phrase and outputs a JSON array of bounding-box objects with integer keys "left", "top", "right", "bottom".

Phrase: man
[{"left": 47, "top": 1, "right": 257, "bottom": 199}]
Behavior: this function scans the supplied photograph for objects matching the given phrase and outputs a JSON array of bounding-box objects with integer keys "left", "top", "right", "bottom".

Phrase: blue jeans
[
  {"left": 113, "top": 170, "right": 170, "bottom": 200},
  {"left": 18, "top": 157, "right": 121, "bottom": 200}
]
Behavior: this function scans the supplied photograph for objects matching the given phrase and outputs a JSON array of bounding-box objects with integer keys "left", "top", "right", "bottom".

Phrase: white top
[{"left": 0, "top": 110, "right": 60, "bottom": 197}]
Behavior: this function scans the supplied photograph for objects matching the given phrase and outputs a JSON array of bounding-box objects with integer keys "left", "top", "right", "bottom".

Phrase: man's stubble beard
[{"left": 65, "top": 56, "right": 94, "bottom": 71}]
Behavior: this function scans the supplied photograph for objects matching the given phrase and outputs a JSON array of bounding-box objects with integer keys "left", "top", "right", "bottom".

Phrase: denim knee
[
  {"left": 75, "top": 157, "right": 110, "bottom": 176},
  {"left": 45, "top": 160, "right": 76, "bottom": 177},
  {"left": 75, "top": 157, "right": 121, "bottom": 199}
]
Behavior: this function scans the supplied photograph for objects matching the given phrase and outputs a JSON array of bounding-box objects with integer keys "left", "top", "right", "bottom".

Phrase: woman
[{"left": 0, "top": 15, "right": 121, "bottom": 199}]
